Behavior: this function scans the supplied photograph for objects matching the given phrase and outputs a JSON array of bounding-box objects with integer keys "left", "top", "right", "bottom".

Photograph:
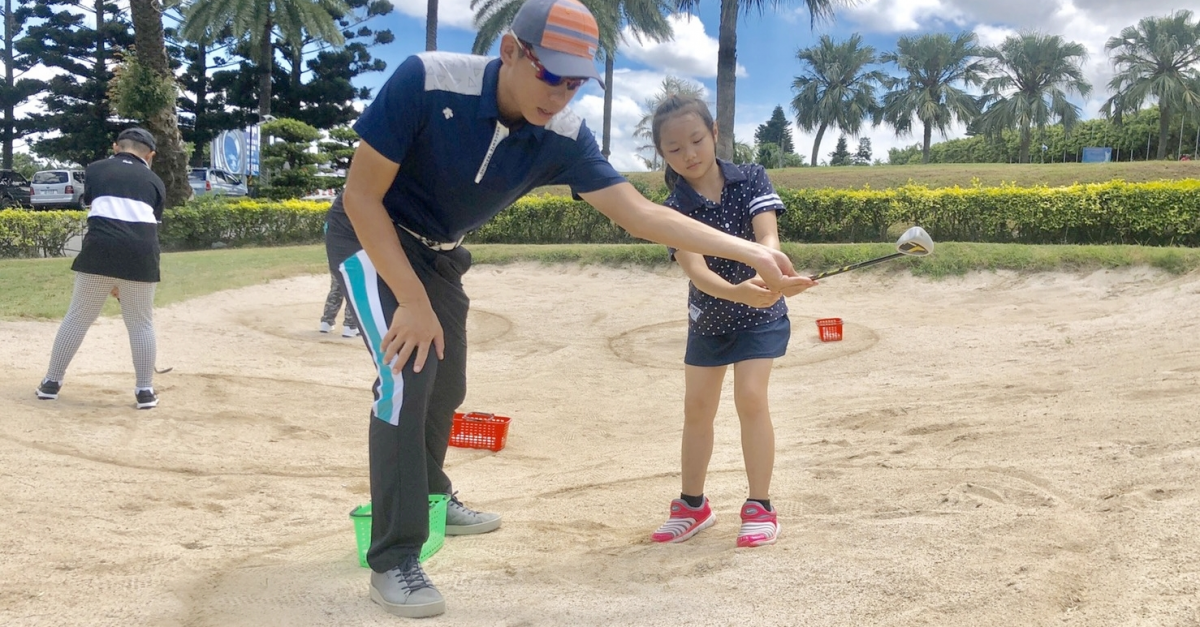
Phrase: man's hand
[{"left": 382, "top": 298, "right": 444, "bottom": 375}]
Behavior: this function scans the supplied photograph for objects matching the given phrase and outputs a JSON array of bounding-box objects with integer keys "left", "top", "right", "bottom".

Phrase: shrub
[
  {"left": 159, "top": 196, "right": 330, "bottom": 250},
  {"left": 0, "top": 209, "right": 87, "bottom": 258},
  {"left": 6, "top": 179, "right": 1199, "bottom": 258}
]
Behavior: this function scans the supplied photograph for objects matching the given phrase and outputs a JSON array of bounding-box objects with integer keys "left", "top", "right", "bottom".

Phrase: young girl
[{"left": 649, "top": 95, "right": 815, "bottom": 548}]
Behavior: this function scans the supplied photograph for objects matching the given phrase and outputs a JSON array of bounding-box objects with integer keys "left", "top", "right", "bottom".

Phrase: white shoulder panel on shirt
[
  {"left": 545, "top": 107, "right": 582, "bottom": 141},
  {"left": 419, "top": 52, "right": 489, "bottom": 96}
]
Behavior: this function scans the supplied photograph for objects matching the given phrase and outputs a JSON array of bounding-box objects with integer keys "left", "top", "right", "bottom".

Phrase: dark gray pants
[{"left": 325, "top": 204, "right": 471, "bottom": 572}]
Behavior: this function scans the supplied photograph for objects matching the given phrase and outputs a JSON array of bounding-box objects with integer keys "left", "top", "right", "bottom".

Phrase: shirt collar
[
  {"left": 479, "top": 57, "right": 546, "bottom": 141},
  {"left": 671, "top": 159, "right": 745, "bottom": 211},
  {"left": 114, "top": 151, "right": 150, "bottom": 167}
]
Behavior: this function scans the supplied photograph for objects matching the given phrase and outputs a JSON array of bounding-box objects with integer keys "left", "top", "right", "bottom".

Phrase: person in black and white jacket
[{"left": 36, "top": 127, "right": 167, "bottom": 409}]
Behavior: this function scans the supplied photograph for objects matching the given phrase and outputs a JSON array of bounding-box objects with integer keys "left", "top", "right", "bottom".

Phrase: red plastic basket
[
  {"left": 816, "top": 318, "right": 843, "bottom": 342},
  {"left": 449, "top": 412, "right": 511, "bottom": 452}
]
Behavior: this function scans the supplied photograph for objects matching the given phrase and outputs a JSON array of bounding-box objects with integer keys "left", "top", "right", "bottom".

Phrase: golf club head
[{"left": 896, "top": 226, "right": 934, "bottom": 256}]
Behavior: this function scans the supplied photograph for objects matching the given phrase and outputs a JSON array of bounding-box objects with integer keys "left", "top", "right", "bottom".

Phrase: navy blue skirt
[{"left": 684, "top": 315, "right": 791, "bottom": 367}]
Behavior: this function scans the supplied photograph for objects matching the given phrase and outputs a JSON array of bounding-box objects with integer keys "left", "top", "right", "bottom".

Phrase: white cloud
[
  {"left": 392, "top": 0, "right": 477, "bottom": 30},
  {"left": 844, "top": 0, "right": 968, "bottom": 33},
  {"left": 620, "top": 14, "right": 745, "bottom": 79},
  {"left": 972, "top": 24, "right": 1017, "bottom": 47},
  {"left": 569, "top": 69, "right": 712, "bottom": 172},
  {"left": 850, "top": 0, "right": 1200, "bottom": 125},
  {"left": 571, "top": 93, "right": 649, "bottom": 172}
]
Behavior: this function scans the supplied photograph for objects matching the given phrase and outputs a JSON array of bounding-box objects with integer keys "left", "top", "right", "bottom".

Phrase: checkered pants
[
  {"left": 45, "top": 272, "right": 157, "bottom": 389},
  {"left": 320, "top": 274, "right": 359, "bottom": 329}
]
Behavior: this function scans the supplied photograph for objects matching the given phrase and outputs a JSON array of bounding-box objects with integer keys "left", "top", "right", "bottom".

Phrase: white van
[{"left": 31, "top": 169, "right": 87, "bottom": 210}]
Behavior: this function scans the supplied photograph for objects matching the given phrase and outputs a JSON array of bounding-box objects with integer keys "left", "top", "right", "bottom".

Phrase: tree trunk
[
  {"left": 811, "top": 122, "right": 827, "bottom": 167},
  {"left": 257, "top": 20, "right": 273, "bottom": 118},
  {"left": 289, "top": 43, "right": 303, "bottom": 113},
  {"left": 1019, "top": 124, "right": 1031, "bottom": 164},
  {"left": 714, "top": 0, "right": 738, "bottom": 161},
  {"left": 602, "top": 53, "right": 613, "bottom": 157},
  {"left": 1157, "top": 104, "right": 1169, "bottom": 160},
  {"left": 193, "top": 38, "right": 209, "bottom": 166},
  {"left": 425, "top": 0, "right": 437, "bottom": 51},
  {"left": 130, "top": 0, "right": 191, "bottom": 207},
  {"left": 3, "top": 0, "right": 13, "bottom": 169},
  {"left": 93, "top": 0, "right": 108, "bottom": 164},
  {"left": 921, "top": 121, "right": 932, "bottom": 164}
]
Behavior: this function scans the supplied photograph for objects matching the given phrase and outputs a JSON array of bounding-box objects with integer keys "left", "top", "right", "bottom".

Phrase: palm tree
[
  {"left": 129, "top": 0, "right": 190, "bottom": 206},
  {"left": 976, "top": 32, "right": 1091, "bottom": 164},
  {"left": 182, "top": 0, "right": 348, "bottom": 117},
  {"left": 676, "top": 0, "right": 842, "bottom": 161},
  {"left": 427, "top": 0, "right": 438, "bottom": 50},
  {"left": 880, "top": 32, "right": 986, "bottom": 164},
  {"left": 632, "top": 75, "right": 705, "bottom": 168},
  {"left": 791, "top": 33, "right": 885, "bottom": 168},
  {"left": 472, "top": 0, "right": 673, "bottom": 158},
  {"left": 1101, "top": 11, "right": 1200, "bottom": 160}
]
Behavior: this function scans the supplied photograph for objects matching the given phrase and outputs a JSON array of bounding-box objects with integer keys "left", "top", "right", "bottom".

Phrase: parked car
[
  {"left": 189, "top": 168, "right": 248, "bottom": 197},
  {"left": 0, "top": 169, "right": 32, "bottom": 208},
  {"left": 30, "top": 169, "right": 86, "bottom": 210}
]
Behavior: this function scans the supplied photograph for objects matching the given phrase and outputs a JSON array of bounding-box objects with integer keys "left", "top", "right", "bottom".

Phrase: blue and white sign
[
  {"left": 247, "top": 125, "right": 261, "bottom": 176},
  {"left": 1081, "top": 147, "right": 1112, "bottom": 163},
  {"left": 212, "top": 129, "right": 246, "bottom": 174}
]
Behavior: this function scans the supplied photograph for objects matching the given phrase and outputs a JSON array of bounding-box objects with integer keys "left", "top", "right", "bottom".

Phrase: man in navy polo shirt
[{"left": 325, "top": 0, "right": 810, "bottom": 617}]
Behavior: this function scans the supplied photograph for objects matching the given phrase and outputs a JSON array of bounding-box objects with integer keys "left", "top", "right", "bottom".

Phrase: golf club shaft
[{"left": 809, "top": 252, "right": 904, "bottom": 280}]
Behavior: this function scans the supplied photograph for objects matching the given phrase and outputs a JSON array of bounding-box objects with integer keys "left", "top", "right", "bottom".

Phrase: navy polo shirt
[
  {"left": 665, "top": 160, "right": 788, "bottom": 336},
  {"left": 351, "top": 52, "right": 627, "bottom": 243}
]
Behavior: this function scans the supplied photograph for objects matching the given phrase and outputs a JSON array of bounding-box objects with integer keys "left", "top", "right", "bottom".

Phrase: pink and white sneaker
[
  {"left": 651, "top": 498, "right": 716, "bottom": 543},
  {"left": 736, "top": 501, "right": 778, "bottom": 548}
]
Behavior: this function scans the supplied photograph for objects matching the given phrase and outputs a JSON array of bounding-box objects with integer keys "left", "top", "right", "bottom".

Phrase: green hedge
[
  {"left": 470, "top": 194, "right": 637, "bottom": 244},
  {"left": 158, "top": 196, "right": 330, "bottom": 251},
  {"left": 0, "top": 209, "right": 87, "bottom": 258},
  {"left": 475, "top": 180, "right": 1200, "bottom": 247},
  {"left": 4, "top": 179, "right": 1199, "bottom": 258}
]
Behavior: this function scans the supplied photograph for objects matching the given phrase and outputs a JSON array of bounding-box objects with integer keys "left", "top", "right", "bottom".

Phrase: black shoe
[
  {"left": 135, "top": 388, "right": 158, "bottom": 409},
  {"left": 36, "top": 379, "right": 61, "bottom": 400}
]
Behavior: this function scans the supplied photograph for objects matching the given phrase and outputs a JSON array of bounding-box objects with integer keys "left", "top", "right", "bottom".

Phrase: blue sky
[
  {"left": 357, "top": 0, "right": 1191, "bottom": 170},
  {"left": 14, "top": 0, "right": 1189, "bottom": 168}
]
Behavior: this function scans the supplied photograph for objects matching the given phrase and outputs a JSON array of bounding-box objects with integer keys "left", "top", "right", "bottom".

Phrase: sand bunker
[{"left": 1, "top": 263, "right": 1197, "bottom": 626}]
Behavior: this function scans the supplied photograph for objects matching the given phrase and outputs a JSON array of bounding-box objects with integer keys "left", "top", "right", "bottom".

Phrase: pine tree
[
  {"left": 1, "top": 0, "right": 42, "bottom": 169},
  {"left": 754, "top": 105, "right": 795, "bottom": 154},
  {"left": 828, "top": 135, "right": 852, "bottom": 166},
  {"left": 18, "top": 0, "right": 134, "bottom": 165},
  {"left": 167, "top": 9, "right": 247, "bottom": 167},
  {"left": 854, "top": 137, "right": 872, "bottom": 165},
  {"left": 273, "top": 0, "right": 393, "bottom": 129}
]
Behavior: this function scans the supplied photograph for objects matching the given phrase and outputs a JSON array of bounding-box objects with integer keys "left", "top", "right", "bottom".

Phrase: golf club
[{"left": 809, "top": 226, "right": 934, "bottom": 280}]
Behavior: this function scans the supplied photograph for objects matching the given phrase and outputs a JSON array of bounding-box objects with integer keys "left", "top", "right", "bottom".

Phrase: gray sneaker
[
  {"left": 369, "top": 554, "right": 445, "bottom": 618},
  {"left": 445, "top": 493, "right": 501, "bottom": 535}
]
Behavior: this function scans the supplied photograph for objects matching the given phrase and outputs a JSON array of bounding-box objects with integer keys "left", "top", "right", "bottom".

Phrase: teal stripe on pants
[{"left": 339, "top": 251, "right": 401, "bottom": 425}]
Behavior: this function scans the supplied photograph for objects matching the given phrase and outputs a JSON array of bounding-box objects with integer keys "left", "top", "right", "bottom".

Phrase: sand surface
[{"left": 1, "top": 263, "right": 1198, "bottom": 626}]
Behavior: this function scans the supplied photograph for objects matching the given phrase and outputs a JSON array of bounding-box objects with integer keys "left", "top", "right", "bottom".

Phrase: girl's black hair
[{"left": 651, "top": 94, "right": 715, "bottom": 192}]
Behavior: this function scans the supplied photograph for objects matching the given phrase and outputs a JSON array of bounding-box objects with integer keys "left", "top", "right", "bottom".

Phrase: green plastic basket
[{"left": 350, "top": 494, "right": 449, "bottom": 568}]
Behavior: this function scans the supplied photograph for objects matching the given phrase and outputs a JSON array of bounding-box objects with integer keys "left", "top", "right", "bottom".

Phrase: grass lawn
[
  {"left": 5, "top": 241, "right": 1200, "bottom": 320},
  {"left": 1, "top": 245, "right": 329, "bottom": 319}
]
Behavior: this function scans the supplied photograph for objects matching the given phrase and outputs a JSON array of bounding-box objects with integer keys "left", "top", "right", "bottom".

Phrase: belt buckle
[
  {"left": 423, "top": 235, "right": 462, "bottom": 251},
  {"left": 401, "top": 224, "right": 461, "bottom": 251}
]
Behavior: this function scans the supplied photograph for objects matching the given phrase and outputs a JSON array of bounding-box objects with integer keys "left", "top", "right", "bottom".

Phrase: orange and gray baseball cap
[{"left": 511, "top": 0, "right": 605, "bottom": 89}]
